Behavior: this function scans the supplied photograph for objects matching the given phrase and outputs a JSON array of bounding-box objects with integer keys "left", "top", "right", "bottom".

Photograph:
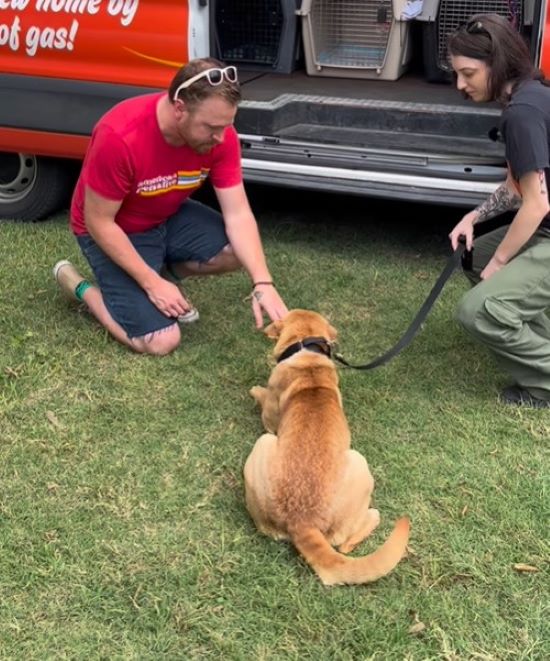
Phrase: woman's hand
[
  {"left": 449, "top": 210, "right": 477, "bottom": 250},
  {"left": 480, "top": 254, "right": 507, "bottom": 280}
]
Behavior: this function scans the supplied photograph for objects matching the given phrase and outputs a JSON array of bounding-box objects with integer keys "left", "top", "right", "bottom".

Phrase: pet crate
[
  {"left": 299, "top": 0, "right": 413, "bottom": 81},
  {"left": 422, "top": 0, "right": 526, "bottom": 83},
  {"left": 210, "top": 0, "right": 300, "bottom": 73}
]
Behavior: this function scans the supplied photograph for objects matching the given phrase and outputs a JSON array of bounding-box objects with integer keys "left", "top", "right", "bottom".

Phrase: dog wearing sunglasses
[{"left": 244, "top": 309, "right": 409, "bottom": 586}]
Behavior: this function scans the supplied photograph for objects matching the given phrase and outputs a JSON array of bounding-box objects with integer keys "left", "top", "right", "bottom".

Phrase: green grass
[{"left": 1, "top": 188, "right": 548, "bottom": 660}]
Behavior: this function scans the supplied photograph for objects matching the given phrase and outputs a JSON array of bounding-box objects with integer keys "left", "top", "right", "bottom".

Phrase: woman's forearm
[{"left": 473, "top": 179, "right": 522, "bottom": 223}]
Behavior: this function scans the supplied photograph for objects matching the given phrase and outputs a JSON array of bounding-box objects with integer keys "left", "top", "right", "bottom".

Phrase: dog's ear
[
  {"left": 327, "top": 323, "right": 338, "bottom": 342},
  {"left": 264, "top": 320, "right": 283, "bottom": 339}
]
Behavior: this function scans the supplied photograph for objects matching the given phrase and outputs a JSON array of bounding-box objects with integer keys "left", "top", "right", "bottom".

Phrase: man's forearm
[
  {"left": 225, "top": 215, "right": 271, "bottom": 283},
  {"left": 473, "top": 180, "right": 522, "bottom": 223},
  {"left": 87, "top": 220, "right": 158, "bottom": 290}
]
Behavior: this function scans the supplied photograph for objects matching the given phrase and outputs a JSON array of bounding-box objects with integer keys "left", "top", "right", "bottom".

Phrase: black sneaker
[{"left": 500, "top": 386, "right": 550, "bottom": 409}]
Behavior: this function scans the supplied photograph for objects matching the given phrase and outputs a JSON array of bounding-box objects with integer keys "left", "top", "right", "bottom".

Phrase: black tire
[{"left": 0, "top": 153, "right": 73, "bottom": 221}]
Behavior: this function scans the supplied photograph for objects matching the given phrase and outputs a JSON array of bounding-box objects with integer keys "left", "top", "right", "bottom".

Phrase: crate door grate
[
  {"left": 215, "top": 0, "right": 284, "bottom": 66},
  {"left": 310, "top": 0, "right": 394, "bottom": 69},
  {"left": 438, "top": 0, "right": 523, "bottom": 71}
]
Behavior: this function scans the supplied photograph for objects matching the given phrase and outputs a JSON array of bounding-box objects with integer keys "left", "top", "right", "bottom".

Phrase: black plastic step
[
  {"left": 275, "top": 123, "right": 503, "bottom": 159},
  {"left": 236, "top": 94, "right": 501, "bottom": 150}
]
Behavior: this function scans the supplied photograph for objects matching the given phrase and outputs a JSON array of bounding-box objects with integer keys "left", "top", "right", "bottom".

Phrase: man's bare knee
[
  {"left": 169, "top": 244, "right": 240, "bottom": 277},
  {"left": 206, "top": 244, "right": 240, "bottom": 272},
  {"left": 131, "top": 324, "right": 181, "bottom": 356}
]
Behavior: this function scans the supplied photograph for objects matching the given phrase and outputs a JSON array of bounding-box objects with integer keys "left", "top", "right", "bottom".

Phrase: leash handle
[
  {"left": 334, "top": 244, "right": 466, "bottom": 371},
  {"left": 458, "top": 235, "right": 474, "bottom": 271}
]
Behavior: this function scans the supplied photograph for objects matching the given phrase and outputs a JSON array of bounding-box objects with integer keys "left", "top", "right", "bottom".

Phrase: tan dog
[{"left": 244, "top": 309, "right": 410, "bottom": 586}]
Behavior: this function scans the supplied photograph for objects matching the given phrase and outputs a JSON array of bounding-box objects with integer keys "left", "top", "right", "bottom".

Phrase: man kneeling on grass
[{"left": 54, "top": 57, "right": 287, "bottom": 355}]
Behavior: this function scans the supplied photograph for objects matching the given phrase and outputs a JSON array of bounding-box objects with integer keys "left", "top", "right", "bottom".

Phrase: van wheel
[{"left": 0, "top": 153, "right": 72, "bottom": 221}]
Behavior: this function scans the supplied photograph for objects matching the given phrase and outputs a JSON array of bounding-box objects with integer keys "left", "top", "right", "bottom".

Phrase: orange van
[{"left": 1, "top": 0, "right": 549, "bottom": 220}]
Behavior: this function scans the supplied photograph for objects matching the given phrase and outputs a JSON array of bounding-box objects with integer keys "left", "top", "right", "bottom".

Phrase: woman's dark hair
[
  {"left": 169, "top": 57, "right": 241, "bottom": 109},
  {"left": 448, "top": 13, "right": 545, "bottom": 103}
]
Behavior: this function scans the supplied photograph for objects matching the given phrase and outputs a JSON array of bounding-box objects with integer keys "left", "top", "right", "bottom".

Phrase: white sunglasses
[{"left": 172, "top": 66, "right": 238, "bottom": 101}]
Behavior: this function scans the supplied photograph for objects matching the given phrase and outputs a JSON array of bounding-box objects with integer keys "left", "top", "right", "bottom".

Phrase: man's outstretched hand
[{"left": 250, "top": 283, "right": 288, "bottom": 329}]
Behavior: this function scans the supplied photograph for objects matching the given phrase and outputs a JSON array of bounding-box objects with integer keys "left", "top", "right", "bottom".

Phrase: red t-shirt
[{"left": 70, "top": 92, "right": 242, "bottom": 235}]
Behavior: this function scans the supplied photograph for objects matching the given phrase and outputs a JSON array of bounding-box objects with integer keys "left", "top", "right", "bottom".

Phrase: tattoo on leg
[{"left": 143, "top": 325, "right": 175, "bottom": 344}]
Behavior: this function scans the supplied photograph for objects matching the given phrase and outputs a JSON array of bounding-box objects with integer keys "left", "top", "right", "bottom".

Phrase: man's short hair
[{"left": 169, "top": 57, "right": 242, "bottom": 109}]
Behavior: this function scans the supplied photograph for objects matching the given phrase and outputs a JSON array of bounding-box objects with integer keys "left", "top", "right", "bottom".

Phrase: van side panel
[
  {"left": 0, "top": 126, "right": 89, "bottom": 159},
  {"left": 539, "top": 0, "right": 550, "bottom": 74},
  {"left": 0, "top": 0, "right": 186, "bottom": 87}
]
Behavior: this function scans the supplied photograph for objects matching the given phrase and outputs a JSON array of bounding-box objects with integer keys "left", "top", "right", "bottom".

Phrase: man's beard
[
  {"left": 186, "top": 138, "right": 215, "bottom": 154},
  {"left": 194, "top": 142, "right": 215, "bottom": 154}
]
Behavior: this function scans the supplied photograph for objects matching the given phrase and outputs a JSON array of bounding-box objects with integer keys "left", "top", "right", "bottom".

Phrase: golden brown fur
[{"left": 244, "top": 309, "right": 410, "bottom": 586}]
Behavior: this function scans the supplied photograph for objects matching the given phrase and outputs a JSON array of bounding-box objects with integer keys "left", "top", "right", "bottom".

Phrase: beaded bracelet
[{"left": 253, "top": 281, "right": 274, "bottom": 287}]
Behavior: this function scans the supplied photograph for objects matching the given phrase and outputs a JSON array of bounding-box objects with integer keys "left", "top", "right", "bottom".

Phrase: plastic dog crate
[
  {"left": 299, "top": 0, "right": 413, "bottom": 81},
  {"left": 210, "top": 0, "right": 300, "bottom": 73},
  {"left": 422, "top": 0, "right": 525, "bottom": 83}
]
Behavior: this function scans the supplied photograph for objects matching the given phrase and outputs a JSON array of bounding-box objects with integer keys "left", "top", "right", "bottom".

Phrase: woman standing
[{"left": 448, "top": 13, "right": 550, "bottom": 409}]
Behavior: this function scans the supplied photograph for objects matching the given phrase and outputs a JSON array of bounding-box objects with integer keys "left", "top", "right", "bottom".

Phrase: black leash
[{"left": 334, "top": 244, "right": 467, "bottom": 371}]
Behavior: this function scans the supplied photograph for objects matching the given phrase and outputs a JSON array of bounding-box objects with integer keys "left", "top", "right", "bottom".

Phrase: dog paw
[
  {"left": 250, "top": 385, "right": 266, "bottom": 403},
  {"left": 338, "top": 540, "right": 358, "bottom": 555}
]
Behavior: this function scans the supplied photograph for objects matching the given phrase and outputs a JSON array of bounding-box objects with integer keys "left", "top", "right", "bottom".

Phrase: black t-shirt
[{"left": 500, "top": 79, "right": 550, "bottom": 230}]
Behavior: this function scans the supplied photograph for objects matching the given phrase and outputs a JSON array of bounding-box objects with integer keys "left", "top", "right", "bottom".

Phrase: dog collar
[{"left": 276, "top": 336, "right": 334, "bottom": 363}]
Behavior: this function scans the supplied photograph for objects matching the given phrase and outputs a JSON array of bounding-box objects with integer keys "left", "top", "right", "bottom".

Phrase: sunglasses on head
[
  {"left": 173, "top": 66, "right": 238, "bottom": 101},
  {"left": 460, "top": 19, "right": 491, "bottom": 38}
]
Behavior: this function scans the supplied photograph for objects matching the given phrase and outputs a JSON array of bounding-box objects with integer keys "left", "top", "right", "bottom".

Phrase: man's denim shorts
[{"left": 76, "top": 199, "right": 228, "bottom": 338}]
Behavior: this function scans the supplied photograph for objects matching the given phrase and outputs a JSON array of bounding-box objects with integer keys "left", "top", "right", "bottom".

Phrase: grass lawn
[{"left": 0, "top": 188, "right": 548, "bottom": 659}]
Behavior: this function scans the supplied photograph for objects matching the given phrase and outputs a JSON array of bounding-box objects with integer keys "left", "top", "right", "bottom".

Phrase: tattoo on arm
[
  {"left": 539, "top": 170, "right": 547, "bottom": 195},
  {"left": 474, "top": 182, "right": 522, "bottom": 223}
]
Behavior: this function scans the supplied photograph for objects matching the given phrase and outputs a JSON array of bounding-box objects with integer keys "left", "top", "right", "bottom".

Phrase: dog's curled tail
[{"left": 289, "top": 517, "right": 410, "bottom": 586}]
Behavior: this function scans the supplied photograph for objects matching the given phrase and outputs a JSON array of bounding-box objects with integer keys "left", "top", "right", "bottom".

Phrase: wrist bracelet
[{"left": 253, "top": 281, "right": 274, "bottom": 287}]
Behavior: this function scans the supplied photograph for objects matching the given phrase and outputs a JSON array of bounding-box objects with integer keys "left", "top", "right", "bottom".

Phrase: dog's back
[{"left": 270, "top": 356, "right": 349, "bottom": 532}]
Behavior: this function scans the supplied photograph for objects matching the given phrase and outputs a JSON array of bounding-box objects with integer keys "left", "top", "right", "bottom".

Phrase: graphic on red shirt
[
  {"left": 136, "top": 168, "right": 211, "bottom": 196},
  {"left": 70, "top": 92, "right": 242, "bottom": 235}
]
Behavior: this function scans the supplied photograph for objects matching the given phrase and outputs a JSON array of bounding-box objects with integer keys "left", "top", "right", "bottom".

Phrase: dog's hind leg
[
  {"left": 337, "top": 508, "right": 380, "bottom": 554},
  {"left": 244, "top": 433, "right": 287, "bottom": 540},
  {"left": 327, "top": 449, "right": 380, "bottom": 553}
]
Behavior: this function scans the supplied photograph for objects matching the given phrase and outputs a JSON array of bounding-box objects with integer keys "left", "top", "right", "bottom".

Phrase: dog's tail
[{"left": 289, "top": 517, "right": 410, "bottom": 586}]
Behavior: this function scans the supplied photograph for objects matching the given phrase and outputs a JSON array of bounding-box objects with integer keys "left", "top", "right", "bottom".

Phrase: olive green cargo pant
[{"left": 456, "top": 225, "right": 550, "bottom": 401}]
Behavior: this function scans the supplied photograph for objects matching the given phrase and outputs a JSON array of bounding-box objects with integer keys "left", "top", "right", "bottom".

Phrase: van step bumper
[
  {"left": 240, "top": 133, "right": 504, "bottom": 207},
  {"left": 237, "top": 93, "right": 505, "bottom": 206}
]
